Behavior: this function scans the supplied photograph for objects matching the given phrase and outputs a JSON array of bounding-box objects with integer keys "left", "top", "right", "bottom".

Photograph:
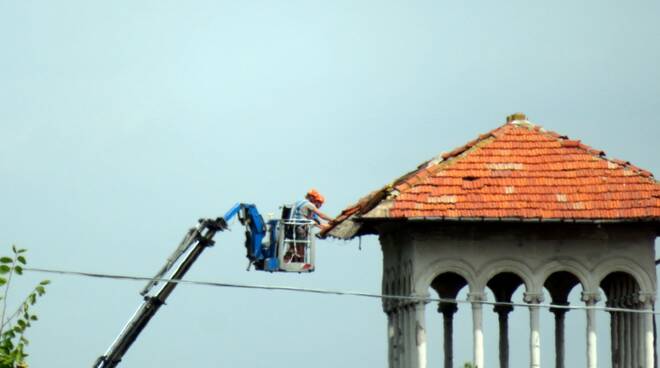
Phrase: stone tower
[{"left": 323, "top": 114, "right": 660, "bottom": 368}]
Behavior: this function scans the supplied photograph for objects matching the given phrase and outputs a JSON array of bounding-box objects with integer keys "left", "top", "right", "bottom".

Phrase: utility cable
[{"left": 24, "top": 266, "right": 659, "bottom": 315}]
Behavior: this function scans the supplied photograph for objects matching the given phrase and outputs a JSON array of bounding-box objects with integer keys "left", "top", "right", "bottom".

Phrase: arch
[
  {"left": 431, "top": 271, "right": 469, "bottom": 300},
  {"left": 543, "top": 271, "right": 583, "bottom": 306},
  {"left": 415, "top": 258, "right": 478, "bottom": 296},
  {"left": 600, "top": 271, "right": 639, "bottom": 292},
  {"left": 593, "top": 257, "right": 655, "bottom": 294},
  {"left": 537, "top": 259, "right": 591, "bottom": 293},
  {"left": 486, "top": 272, "right": 525, "bottom": 303},
  {"left": 477, "top": 259, "right": 536, "bottom": 294}
]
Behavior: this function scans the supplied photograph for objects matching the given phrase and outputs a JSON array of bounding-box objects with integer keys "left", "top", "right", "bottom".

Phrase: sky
[{"left": 1, "top": 1, "right": 659, "bottom": 367}]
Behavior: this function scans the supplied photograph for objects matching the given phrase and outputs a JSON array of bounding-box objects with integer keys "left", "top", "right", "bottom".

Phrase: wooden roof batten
[{"left": 323, "top": 113, "right": 660, "bottom": 240}]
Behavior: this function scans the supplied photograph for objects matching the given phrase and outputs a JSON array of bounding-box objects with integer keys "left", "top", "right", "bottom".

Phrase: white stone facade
[{"left": 378, "top": 221, "right": 657, "bottom": 368}]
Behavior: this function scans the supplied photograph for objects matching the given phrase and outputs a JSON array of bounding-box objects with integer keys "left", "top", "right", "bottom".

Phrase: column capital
[
  {"left": 523, "top": 292, "right": 544, "bottom": 304},
  {"left": 438, "top": 301, "right": 458, "bottom": 316},
  {"left": 635, "top": 292, "right": 656, "bottom": 305},
  {"left": 467, "top": 292, "right": 486, "bottom": 303},
  {"left": 493, "top": 302, "right": 514, "bottom": 315},
  {"left": 408, "top": 295, "right": 429, "bottom": 309},
  {"left": 581, "top": 291, "right": 602, "bottom": 304},
  {"left": 387, "top": 295, "right": 428, "bottom": 311},
  {"left": 549, "top": 301, "right": 570, "bottom": 315}
]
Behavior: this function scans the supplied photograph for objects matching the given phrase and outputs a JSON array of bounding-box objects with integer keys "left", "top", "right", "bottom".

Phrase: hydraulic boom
[{"left": 93, "top": 203, "right": 315, "bottom": 368}]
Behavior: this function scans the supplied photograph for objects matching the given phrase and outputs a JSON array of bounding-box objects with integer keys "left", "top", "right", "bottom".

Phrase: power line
[{"left": 25, "top": 267, "right": 658, "bottom": 315}]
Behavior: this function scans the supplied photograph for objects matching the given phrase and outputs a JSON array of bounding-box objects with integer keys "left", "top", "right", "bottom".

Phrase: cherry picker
[{"left": 93, "top": 203, "right": 316, "bottom": 368}]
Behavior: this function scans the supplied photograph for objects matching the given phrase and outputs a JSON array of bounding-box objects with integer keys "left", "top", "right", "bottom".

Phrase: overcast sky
[{"left": 1, "top": 1, "right": 659, "bottom": 367}]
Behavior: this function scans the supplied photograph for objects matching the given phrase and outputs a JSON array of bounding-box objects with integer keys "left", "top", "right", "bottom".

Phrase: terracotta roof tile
[{"left": 322, "top": 116, "right": 660, "bottom": 239}]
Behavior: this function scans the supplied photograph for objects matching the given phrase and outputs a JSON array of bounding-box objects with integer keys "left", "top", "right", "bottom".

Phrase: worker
[
  {"left": 294, "top": 189, "right": 332, "bottom": 231},
  {"left": 283, "top": 189, "right": 331, "bottom": 263}
]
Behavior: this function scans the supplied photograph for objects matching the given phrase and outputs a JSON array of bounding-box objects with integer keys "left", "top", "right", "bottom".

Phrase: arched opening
[
  {"left": 486, "top": 272, "right": 525, "bottom": 368},
  {"left": 543, "top": 271, "right": 581, "bottom": 368},
  {"left": 487, "top": 272, "right": 524, "bottom": 368},
  {"left": 600, "top": 271, "right": 646, "bottom": 368},
  {"left": 429, "top": 272, "right": 469, "bottom": 368}
]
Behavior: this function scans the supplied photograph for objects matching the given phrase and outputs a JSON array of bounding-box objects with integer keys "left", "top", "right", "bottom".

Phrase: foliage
[
  {"left": 463, "top": 363, "right": 476, "bottom": 368},
  {"left": 0, "top": 246, "right": 49, "bottom": 368}
]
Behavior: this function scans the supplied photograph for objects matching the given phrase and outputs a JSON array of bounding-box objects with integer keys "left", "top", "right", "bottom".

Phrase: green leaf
[
  {"left": 39, "top": 280, "right": 50, "bottom": 286},
  {"left": 4, "top": 337, "right": 14, "bottom": 347},
  {"left": 0, "top": 257, "right": 11, "bottom": 264},
  {"left": 0, "top": 265, "right": 9, "bottom": 274},
  {"left": 29, "top": 315, "right": 38, "bottom": 321},
  {"left": 16, "top": 256, "right": 26, "bottom": 265},
  {"left": 0, "top": 278, "right": 6, "bottom": 286},
  {"left": 14, "top": 266, "right": 22, "bottom": 275},
  {"left": 29, "top": 294, "right": 36, "bottom": 305},
  {"left": 17, "top": 248, "right": 27, "bottom": 254},
  {"left": 36, "top": 286, "right": 45, "bottom": 295}
]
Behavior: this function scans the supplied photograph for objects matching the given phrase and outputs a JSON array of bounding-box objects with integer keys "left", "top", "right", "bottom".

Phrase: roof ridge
[
  {"left": 534, "top": 126, "right": 656, "bottom": 182},
  {"left": 392, "top": 125, "right": 504, "bottom": 195},
  {"left": 424, "top": 124, "right": 505, "bottom": 168}
]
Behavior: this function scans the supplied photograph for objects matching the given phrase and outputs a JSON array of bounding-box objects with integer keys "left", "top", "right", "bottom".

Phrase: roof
[{"left": 323, "top": 113, "right": 660, "bottom": 239}]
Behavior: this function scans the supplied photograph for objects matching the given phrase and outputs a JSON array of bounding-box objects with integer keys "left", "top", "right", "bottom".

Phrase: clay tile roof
[{"left": 323, "top": 114, "right": 660, "bottom": 239}]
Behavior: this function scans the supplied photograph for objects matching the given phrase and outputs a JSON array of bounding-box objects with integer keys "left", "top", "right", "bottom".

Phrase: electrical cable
[{"left": 24, "top": 266, "right": 659, "bottom": 315}]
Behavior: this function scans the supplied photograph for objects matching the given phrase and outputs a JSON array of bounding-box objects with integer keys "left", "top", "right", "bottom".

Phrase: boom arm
[{"left": 93, "top": 204, "right": 262, "bottom": 368}]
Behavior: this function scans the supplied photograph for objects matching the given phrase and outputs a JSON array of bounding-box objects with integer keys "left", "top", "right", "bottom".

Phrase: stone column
[
  {"left": 610, "top": 310, "right": 618, "bottom": 368},
  {"left": 638, "top": 299, "right": 645, "bottom": 368},
  {"left": 439, "top": 302, "right": 458, "bottom": 368},
  {"left": 524, "top": 293, "right": 544, "bottom": 368},
  {"left": 582, "top": 292, "right": 600, "bottom": 368},
  {"left": 387, "top": 301, "right": 428, "bottom": 368},
  {"left": 401, "top": 306, "right": 410, "bottom": 367},
  {"left": 639, "top": 294, "right": 656, "bottom": 368},
  {"left": 387, "top": 309, "right": 401, "bottom": 368},
  {"left": 615, "top": 281, "right": 625, "bottom": 368},
  {"left": 394, "top": 310, "right": 402, "bottom": 368},
  {"left": 414, "top": 302, "right": 428, "bottom": 368},
  {"left": 625, "top": 291, "right": 633, "bottom": 368},
  {"left": 647, "top": 306, "right": 655, "bottom": 368},
  {"left": 469, "top": 292, "right": 485, "bottom": 368},
  {"left": 493, "top": 304, "right": 513, "bottom": 368},
  {"left": 617, "top": 310, "right": 625, "bottom": 368},
  {"left": 632, "top": 300, "right": 640, "bottom": 368},
  {"left": 398, "top": 307, "right": 405, "bottom": 368},
  {"left": 549, "top": 303, "right": 568, "bottom": 368},
  {"left": 605, "top": 293, "right": 619, "bottom": 368}
]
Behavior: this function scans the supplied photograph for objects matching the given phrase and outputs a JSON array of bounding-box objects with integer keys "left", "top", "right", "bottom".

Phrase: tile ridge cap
[
  {"left": 537, "top": 126, "right": 657, "bottom": 182},
  {"left": 421, "top": 122, "right": 507, "bottom": 170}
]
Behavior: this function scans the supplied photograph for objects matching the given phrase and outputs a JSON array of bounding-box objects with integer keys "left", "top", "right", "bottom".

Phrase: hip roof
[{"left": 323, "top": 114, "right": 660, "bottom": 239}]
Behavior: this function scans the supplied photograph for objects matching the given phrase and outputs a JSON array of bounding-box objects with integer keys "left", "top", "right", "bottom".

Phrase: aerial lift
[{"left": 93, "top": 203, "right": 316, "bottom": 368}]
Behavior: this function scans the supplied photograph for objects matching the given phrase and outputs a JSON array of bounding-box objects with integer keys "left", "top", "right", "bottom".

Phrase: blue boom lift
[{"left": 93, "top": 203, "right": 316, "bottom": 368}]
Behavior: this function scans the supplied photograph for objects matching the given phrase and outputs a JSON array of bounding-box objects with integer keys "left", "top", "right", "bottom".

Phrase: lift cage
[{"left": 265, "top": 205, "right": 315, "bottom": 272}]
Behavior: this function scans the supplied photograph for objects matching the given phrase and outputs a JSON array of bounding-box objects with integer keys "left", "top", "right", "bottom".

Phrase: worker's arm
[{"left": 311, "top": 207, "right": 332, "bottom": 222}]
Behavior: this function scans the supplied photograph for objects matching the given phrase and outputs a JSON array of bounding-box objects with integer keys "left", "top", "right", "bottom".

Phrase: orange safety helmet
[{"left": 306, "top": 189, "right": 325, "bottom": 204}]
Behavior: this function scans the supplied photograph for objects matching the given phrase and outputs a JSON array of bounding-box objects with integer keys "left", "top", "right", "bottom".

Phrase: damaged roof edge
[
  {"left": 321, "top": 126, "right": 504, "bottom": 239},
  {"left": 356, "top": 216, "right": 660, "bottom": 224},
  {"left": 324, "top": 215, "right": 660, "bottom": 240}
]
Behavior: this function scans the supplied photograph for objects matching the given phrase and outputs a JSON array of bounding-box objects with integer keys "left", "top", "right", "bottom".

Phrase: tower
[{"left": 323, "top": 114, "right": 660, "bottom": 368}]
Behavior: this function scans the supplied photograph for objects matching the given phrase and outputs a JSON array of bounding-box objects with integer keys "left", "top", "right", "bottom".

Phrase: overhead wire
[{"left": 24, "top": 266, "right": 659, "bottom": 315}]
